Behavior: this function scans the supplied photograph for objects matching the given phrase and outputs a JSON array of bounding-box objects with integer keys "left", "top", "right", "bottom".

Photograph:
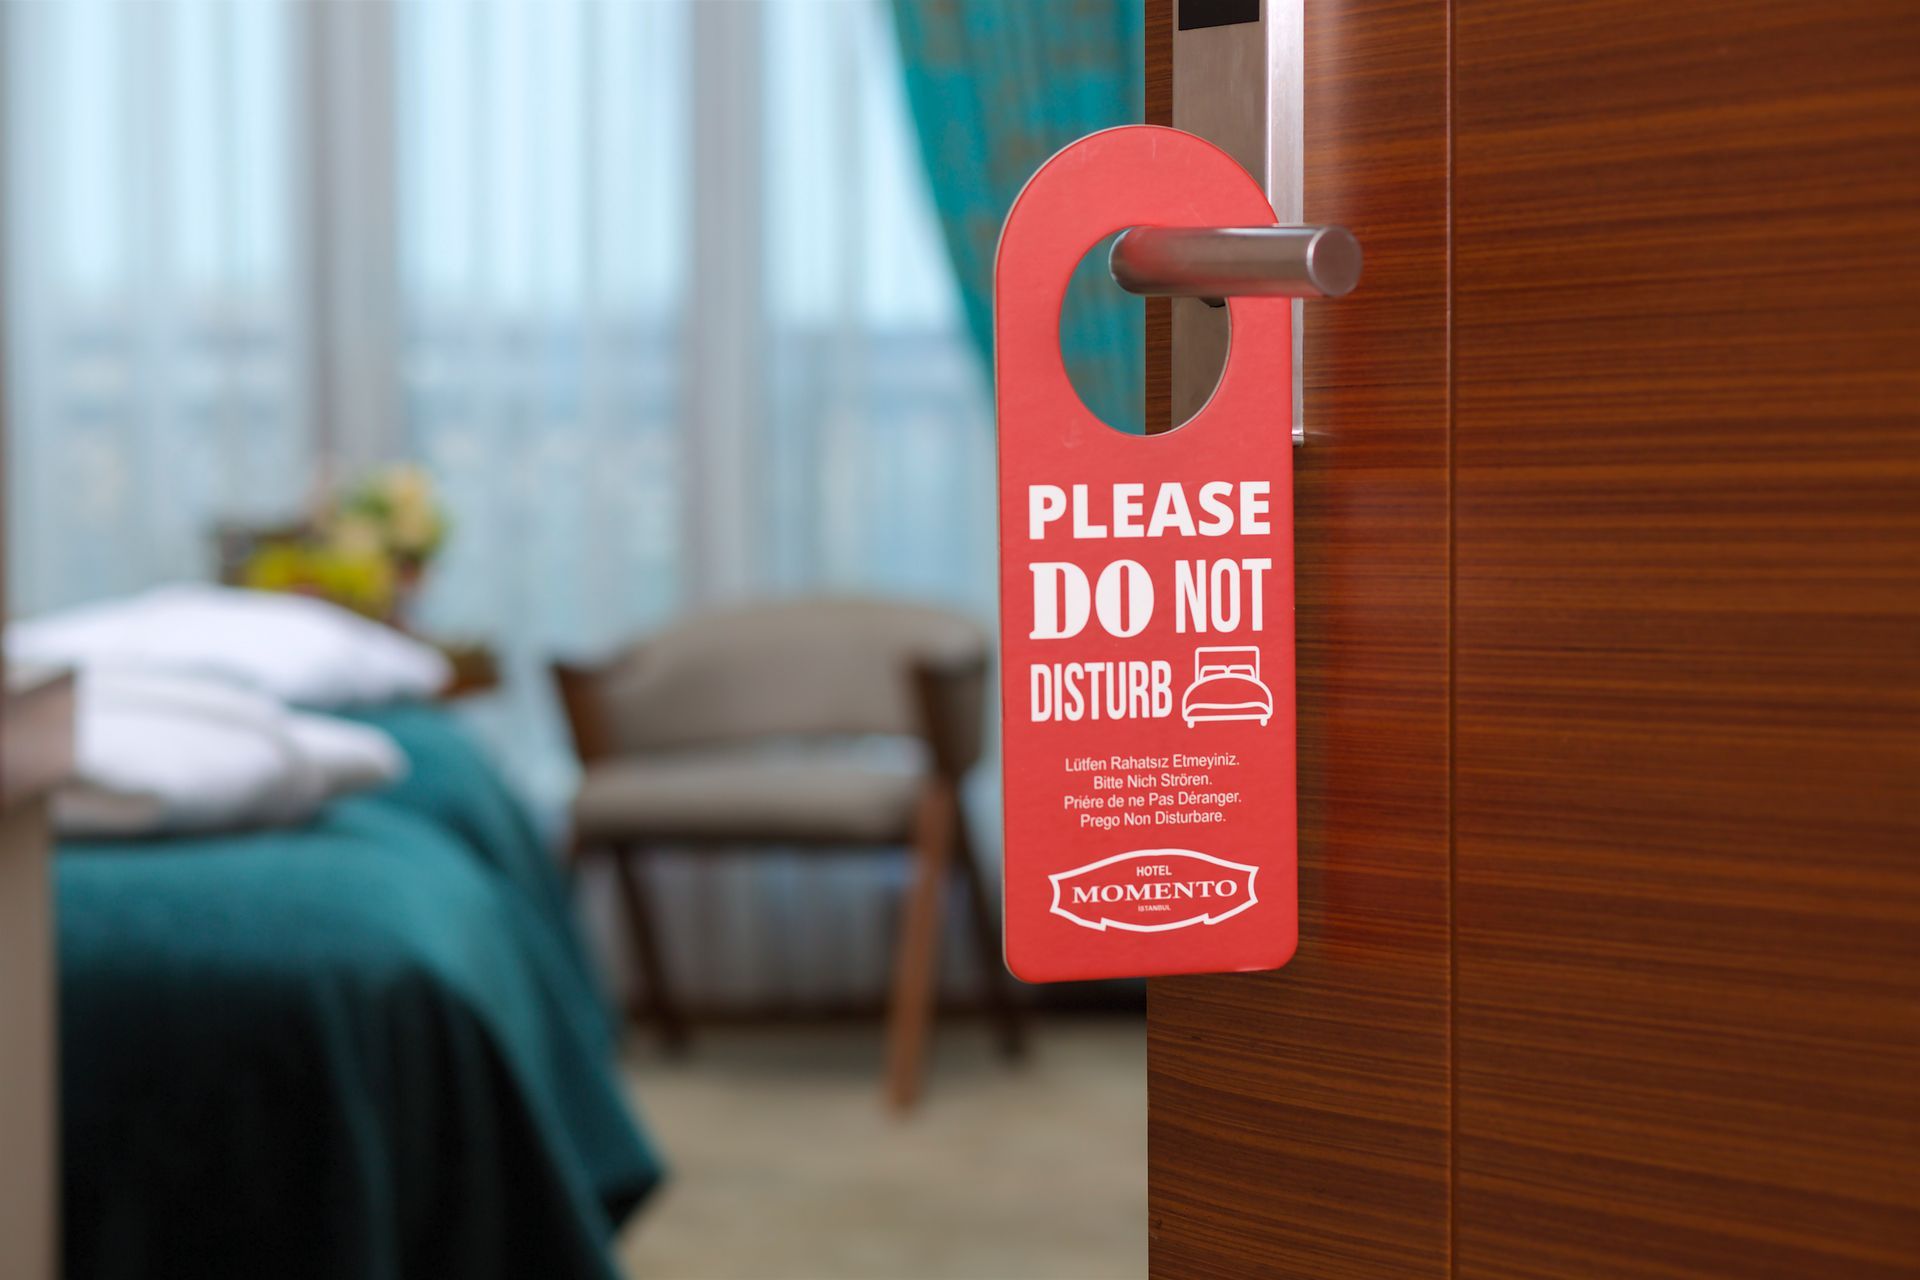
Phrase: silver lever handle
[{"left": 1109, "top": 225, "right": 1362, "bottom": 301}]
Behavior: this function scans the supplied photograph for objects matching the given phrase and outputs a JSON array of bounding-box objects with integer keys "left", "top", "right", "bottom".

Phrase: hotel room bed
[{"left": 55, "top": 703, "right": 659, "bottom": 1280}]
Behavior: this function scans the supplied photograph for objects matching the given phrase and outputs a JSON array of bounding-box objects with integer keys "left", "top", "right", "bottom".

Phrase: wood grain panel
[
  {"left": 1148, "top": 0, "right": 1454, "bottom": 1274},
  {"left": 1451, "top": 2, "right": 1920, "bottom": 1275},
  {"left": 1144, "top": 0, "right": 1171, "bottom": 435}
]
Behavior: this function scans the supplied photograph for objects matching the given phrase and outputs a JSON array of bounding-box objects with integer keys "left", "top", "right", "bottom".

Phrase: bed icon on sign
[{"left": 1181, "top": 646, "right": 1273, "bottom": 728}]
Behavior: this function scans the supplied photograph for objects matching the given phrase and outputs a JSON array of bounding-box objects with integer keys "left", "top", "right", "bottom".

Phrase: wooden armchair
[{"left": 553, "top": 598, "right": 1024, "bottom": 1110}]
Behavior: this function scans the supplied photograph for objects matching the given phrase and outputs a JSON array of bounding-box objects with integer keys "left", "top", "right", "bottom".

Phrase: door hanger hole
[{"left": 1059, "top": 234, "right": 1228, "bottom": 437}]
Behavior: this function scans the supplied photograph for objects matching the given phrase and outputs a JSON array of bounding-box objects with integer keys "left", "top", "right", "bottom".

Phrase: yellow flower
[
  {"left": 335, "top": 463, "right": 447, "bottom": 560},
  {"left": 329, "top": 513, "right": 386, "bottom": 560},
  {"left": 238, "top": 538, "right": 396, "bottom": 619}
]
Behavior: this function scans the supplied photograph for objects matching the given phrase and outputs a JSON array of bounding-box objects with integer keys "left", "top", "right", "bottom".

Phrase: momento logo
[{"left": 1048, "top": 848, "right": 1259, "bottom": 933}]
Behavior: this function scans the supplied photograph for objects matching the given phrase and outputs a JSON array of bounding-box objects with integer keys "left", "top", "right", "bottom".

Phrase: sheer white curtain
[
  {"left": 393, "top": 0, "right": 692, "bottom": 803},
  {"left": 4, "top": 0, "right": 313, "bottom": 615},
  {"left": 761, "top": 2, "right": 994, "bottom": 610},
  {"left": 6, "top": 0, "right": 996, "bottom": 1009},
  {"left": 392, "top": 0, "right": 995, "bottom": 1007}
]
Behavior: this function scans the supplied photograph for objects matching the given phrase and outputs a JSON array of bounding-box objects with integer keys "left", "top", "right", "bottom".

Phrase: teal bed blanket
[{"left": 57, "top": 704, "right": 660, "bottom": 1280}]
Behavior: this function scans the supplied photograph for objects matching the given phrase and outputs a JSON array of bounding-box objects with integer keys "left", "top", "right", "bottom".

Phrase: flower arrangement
[
  {"left": 334, "top": 463, "right": 449, "bottom": 572},
  {"left": 236, "top": 464, "right": 450, "bottom": 623}
]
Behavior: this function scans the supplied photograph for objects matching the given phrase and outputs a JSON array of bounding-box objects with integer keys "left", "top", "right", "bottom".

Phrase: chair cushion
[{"left": 572, "top": 749, "right": 926, "bottom": 845}]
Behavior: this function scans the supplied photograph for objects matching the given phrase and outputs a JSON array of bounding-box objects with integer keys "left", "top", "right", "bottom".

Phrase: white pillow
[
  {"left": 9, "top": 584, "right": 452, "bottom": 708},
  {"left": 283, "top": 710, "right": 409, "bottom": 796},
  {"left": 53, "top": 670, "right": 409, "bottom": 838}
]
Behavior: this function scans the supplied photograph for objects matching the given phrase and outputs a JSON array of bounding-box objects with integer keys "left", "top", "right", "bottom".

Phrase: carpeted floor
[{"left": 616, "top": 1017, "right": 1146, "bottom": 1279}]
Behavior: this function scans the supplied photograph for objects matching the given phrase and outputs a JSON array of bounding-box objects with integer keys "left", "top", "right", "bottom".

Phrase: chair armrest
[{"left": 551, "top": 658, "right": 620, "bottom": 764}]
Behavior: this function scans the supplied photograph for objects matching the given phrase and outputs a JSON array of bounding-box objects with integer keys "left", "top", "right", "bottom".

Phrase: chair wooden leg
[
  {"left": 954, "top": 811, "right": 1027, "bottom": 1061},
  {"left": 884, "top": 780, "right": 957, "bottom": 1112},
  {"left": 611, "top": 843, "right": 689, "bottom": 1055}
]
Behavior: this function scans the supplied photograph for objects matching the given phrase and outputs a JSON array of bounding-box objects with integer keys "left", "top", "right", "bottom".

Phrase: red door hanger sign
[{"left": 997, "top": 126, "right": 1297, "bottom": 984}]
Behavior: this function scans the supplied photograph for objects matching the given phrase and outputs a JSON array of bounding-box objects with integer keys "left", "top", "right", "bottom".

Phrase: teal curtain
[{"left": 891, "top": 0, "right": 1145, "bottom": 433}]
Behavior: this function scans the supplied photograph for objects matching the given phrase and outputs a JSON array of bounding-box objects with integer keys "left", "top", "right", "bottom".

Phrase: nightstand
[{"left": 434, "top": 641, "right": 502, "bottom": 700}]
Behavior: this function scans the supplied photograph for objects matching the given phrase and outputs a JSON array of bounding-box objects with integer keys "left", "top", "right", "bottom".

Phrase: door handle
[
  {"left": 1113, "top": 223, "right": 1360, "bottom": 446},
  {"left": 1109, "top": 225, "right": 1362, "bottom": 302}
]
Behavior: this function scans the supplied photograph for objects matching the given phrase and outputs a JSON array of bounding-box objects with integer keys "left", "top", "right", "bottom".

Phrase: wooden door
[{"left": 1146, "top": 1, "right": 1920, "bottom": 1276}]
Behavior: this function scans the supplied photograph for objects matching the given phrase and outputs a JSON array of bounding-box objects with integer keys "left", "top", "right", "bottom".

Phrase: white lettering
[
  {"left": 1028, "top": 484, "right": 1066, "bottom": 540},
  {"left": 1111, "top": 483, "right": 1145, "bottom": 538},
  {"left": 1148, "top": 483, "right": 1196, "bottom": 538},
  {"left": 1197, "top": 482, "right": 1235, "bottom": 536},
  {"left": 1071, "top": 484, "right": 1107, "bottom": 538},
  {"left": 1029, "top": 661, "right": 1173, "bottom": 723},
  {"left": 1093, "top": 559, "right": 1153, "bottom": 639},
  {"left": 1022, "top": 481, "right": 1273, "bottom": 540},
  {"left": 1028, "top": 562, "right": 1090, "bottom": 639},
  {"left": 1173, "top": 558, "right": 1275, "bottom": 634},
  {"left": 1240, "top": 481, "right": 1271, "bottom": 535}
]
